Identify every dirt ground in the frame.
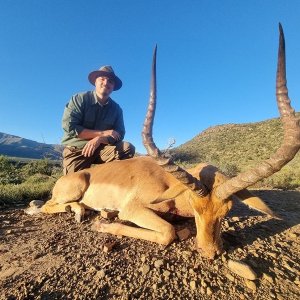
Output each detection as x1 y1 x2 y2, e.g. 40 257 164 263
0 189 299 300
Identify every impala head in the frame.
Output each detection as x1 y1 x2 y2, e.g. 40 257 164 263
143 24 300 258
188 191 232 258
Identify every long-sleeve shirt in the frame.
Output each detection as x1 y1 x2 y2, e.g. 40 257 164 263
61 91 125 148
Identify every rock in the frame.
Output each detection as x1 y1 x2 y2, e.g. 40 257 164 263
223 220 230 227
227 259 257 280
100 210 118 219
270 291 276 298
190 280 197 290
226 273 235 282
176 228 191 241
206 287 213 296
232 217 240 222
163 270 171 278
266 251 278 259
294 279 300 287
103 242 116 253
289 232 297 238
200 279 207 288
29 200 45 207
154 260 164 268
141 264 150 275
96 270 105 279
245 279 257 291
262 273 274 284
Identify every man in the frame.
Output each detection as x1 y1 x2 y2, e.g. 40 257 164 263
61 65 135 174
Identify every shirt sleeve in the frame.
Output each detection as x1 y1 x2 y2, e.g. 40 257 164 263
114 106 126 141
62 94 85 137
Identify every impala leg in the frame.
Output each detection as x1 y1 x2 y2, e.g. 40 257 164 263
41 201 86 222
92 207 176 245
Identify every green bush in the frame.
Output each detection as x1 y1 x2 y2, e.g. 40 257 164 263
0 156 62 207
20 159 58 178
0 156 23 184
0 180 56 206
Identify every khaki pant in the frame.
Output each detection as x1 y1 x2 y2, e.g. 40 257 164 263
63 141 135 175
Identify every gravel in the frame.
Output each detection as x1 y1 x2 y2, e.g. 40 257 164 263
0 189 299 299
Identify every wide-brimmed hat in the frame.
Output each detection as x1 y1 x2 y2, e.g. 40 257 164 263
88 65 122 91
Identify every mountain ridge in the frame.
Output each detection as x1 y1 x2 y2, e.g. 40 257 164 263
0 132 63 160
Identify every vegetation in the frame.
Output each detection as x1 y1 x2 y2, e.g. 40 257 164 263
0 113 299 207
0 156 62 207
171 113 300 190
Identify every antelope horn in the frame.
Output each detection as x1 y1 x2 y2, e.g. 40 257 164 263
215 23 300 201
142 46 208 196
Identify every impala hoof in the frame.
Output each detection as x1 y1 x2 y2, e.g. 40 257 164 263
74 213 83 223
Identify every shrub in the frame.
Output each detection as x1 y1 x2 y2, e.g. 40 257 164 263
0 155 23 184
0 157 62 207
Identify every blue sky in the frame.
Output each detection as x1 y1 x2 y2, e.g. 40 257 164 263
0 1 299 154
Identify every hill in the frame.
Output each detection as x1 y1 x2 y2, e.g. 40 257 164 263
0 132 63 160
171 113 300 188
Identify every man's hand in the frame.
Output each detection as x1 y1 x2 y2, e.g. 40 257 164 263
103 130 121 141
82 136 103 157
80 130 121 157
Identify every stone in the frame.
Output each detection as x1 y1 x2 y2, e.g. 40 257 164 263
200 279 207 287
223 220 230 227
206 287 213 296
227 259 257 280
267 251 278 259
163 270 171 278
154 260 164 268
29 200 45 207
141 264 150 275
262 273 274 284
100 210 119 219
103 242 116 253
245 279 257 291
96 270 105 279
176 228 191 241
190 280 197 290
226 273 235 282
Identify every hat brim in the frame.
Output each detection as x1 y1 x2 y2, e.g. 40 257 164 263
88 71 122 91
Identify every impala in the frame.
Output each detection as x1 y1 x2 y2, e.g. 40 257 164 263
27 25 300 258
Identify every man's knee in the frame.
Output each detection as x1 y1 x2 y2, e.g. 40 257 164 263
117 141 135 159
122 141 135 158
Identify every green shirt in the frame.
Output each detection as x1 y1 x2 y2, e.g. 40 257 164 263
61 91 125 148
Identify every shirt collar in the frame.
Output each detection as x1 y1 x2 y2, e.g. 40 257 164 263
93 91 111 107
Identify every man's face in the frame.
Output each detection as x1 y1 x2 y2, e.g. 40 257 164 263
95 76 115 98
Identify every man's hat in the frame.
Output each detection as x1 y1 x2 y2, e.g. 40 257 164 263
88 65 122 91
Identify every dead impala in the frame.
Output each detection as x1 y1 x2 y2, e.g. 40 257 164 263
27 24 300 258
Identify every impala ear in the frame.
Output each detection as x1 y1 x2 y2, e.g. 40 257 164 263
235 189 280 219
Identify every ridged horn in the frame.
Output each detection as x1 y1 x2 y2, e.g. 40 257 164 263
142 46 208 196
215 24 300 201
